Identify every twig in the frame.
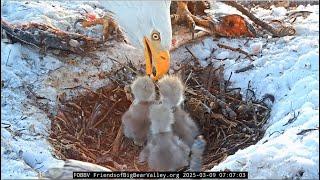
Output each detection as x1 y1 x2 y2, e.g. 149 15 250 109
211 136 252 157
268 130 284 137
286 11 312 20
111 125 123 155
200 86 237 119
235 64 255 73
67 102 84 116
297 128 318 136
225 72 233 90
73 142 97 160
62 85 82 90
5 49 11 66
185 46 201 65
185 70 193 85
205 64 215 90
93 98 121 128
217 43 253 61
97 132 101 149
88 103 102 126
283 111 300 126
170 32 210 52
54 116 74 135
59 110 77 131
257 109 270 127
174 58 194 73
25 85 49 100
107 56 139 75
218 65 226 102
211 113 237 127
1 122 11 128
80 86 100 97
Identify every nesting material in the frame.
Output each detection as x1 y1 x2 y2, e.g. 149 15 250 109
49 57 270 171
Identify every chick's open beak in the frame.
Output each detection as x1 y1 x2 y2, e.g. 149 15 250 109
143 37 170 80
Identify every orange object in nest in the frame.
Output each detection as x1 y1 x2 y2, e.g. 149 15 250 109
215 14 256 38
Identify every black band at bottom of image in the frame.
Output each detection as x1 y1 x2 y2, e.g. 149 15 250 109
73 171 248 179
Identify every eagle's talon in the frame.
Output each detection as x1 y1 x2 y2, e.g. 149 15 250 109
74 14 124 42
73 19 85 29
191 23 196 39
171 1 213 36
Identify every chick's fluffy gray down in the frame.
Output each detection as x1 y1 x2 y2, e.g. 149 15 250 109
173 107 200 147
141 103 190 171
131 76 155 102
122 102 152 145
147 132 190 171
122 76 155 145
158 75 185 107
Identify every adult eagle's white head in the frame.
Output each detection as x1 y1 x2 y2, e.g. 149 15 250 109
101 1 172 80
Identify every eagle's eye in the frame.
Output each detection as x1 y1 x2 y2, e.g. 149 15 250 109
151 32 160 41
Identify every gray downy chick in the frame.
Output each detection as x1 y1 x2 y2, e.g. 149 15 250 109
158 75 199 147
139 104 190 171
121 76 155 146
189 135 206 172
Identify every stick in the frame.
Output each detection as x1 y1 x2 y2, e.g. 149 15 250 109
111 125 123 154
107 56 139 75
218 65 226 102
1 19 101 53
5 49 11 66
235 64 255 73
217 43 253 61
199 86 237 119
93 98 121 128
185 47 201 66
297 128 319 136
211 113 237 127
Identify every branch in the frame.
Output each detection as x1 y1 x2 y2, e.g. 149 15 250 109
1 19 102 54
218 43 253 61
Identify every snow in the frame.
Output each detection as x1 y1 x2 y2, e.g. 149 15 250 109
249 42 263 55
1 1 319 179
191 3 319 179
271 6 288 16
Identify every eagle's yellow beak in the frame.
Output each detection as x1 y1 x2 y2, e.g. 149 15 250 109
143 37 170 81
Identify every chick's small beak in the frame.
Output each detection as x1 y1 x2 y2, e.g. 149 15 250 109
144 37 170 81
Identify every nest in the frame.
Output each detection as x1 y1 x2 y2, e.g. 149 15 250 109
49 56 271 171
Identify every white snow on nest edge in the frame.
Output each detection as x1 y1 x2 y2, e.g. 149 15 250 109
190 4 319 179
1 1 319 179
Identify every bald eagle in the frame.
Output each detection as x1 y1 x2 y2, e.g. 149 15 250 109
76 1 172 80
76 1 215 80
